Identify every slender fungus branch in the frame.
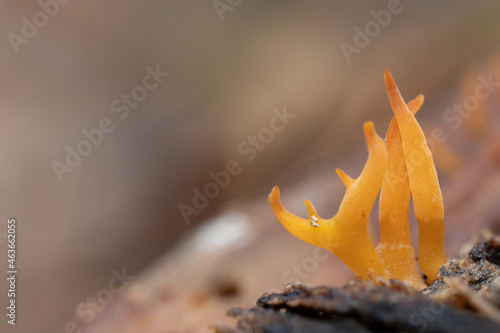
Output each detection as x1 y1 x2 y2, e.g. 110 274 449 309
269 122 387 279
377 94 426 289
384 71 447 283
268 187 324 248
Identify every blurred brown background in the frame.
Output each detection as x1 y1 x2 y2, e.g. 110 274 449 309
1 1 500 332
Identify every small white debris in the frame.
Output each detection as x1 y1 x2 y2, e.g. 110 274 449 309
310 215 320 227
185 211 255 255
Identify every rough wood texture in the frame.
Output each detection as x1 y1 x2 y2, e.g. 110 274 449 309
212 237 500 333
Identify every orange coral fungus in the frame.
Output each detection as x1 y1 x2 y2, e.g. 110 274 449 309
376 94 426 289
268 70 449 287
269 122 387 279
384 71 446 283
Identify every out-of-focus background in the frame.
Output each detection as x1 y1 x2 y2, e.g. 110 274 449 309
1 1 500 332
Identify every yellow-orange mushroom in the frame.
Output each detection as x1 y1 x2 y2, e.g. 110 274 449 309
269 71 449 288
376 94 426 289
384 71 447 282
269 122 386 279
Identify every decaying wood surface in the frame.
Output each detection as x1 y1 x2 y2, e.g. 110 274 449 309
212 236 500 332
